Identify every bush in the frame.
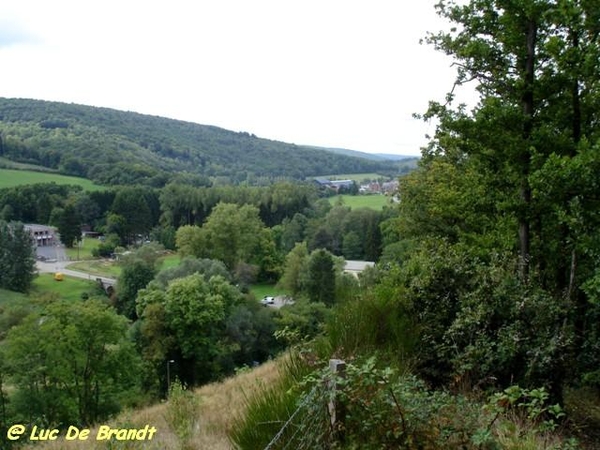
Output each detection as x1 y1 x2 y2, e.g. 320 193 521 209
165 382 200 447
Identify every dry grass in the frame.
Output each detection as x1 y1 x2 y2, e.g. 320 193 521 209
24 359 281 450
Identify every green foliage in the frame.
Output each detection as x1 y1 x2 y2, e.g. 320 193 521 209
284 357 579 450
152 256 230 289
325 286 418 365
486 386 566 433
135 271 279 389
201 203 265 270
277 242 310 297
165 382 200 445
91 233 120 258
110 186 155 245
55 203 81 247
2 299 142 426
307 249 336 306
229 352 315 450
274 301 331 345
0 183 85 225
369 0 600 406
116 258 156 319
0 221 35 292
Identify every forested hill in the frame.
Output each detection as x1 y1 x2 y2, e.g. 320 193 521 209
0 98 400 186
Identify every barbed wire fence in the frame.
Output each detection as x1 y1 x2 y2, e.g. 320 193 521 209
262 360 346 450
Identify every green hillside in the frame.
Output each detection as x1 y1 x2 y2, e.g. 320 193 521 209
0 98 401 186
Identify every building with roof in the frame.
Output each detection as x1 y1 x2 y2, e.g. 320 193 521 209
24 224 56 247
344 260 376 278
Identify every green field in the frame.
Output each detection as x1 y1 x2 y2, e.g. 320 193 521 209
160 253 181 269
67 260 122 279
0 168 104 191
64 237 101 260
328 194 391 211
0 288 28 307
249 283 287 300
64 251 181 279
321 173 389 183
32 273 99 302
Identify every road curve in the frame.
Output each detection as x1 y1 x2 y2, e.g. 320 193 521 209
36 261 117 286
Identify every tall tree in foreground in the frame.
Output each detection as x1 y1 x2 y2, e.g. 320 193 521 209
4 299 141 426
392 0 600 396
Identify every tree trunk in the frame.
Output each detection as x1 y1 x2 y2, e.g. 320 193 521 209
518 19 537 281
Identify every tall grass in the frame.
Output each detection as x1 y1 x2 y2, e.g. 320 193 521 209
23 359 282 450
325 291 419 369
229 352 315 450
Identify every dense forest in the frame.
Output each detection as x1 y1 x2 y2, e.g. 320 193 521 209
0 98 409 186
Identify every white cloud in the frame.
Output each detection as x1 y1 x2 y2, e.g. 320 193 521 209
0 1 475 156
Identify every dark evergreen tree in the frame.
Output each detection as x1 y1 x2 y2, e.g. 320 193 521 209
0 221 35 292
56 203 81 248
307 249 336 306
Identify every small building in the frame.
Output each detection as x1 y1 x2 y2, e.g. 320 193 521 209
24 224 56 247
312 178 355 192
344 260 375 278
329 180 354 191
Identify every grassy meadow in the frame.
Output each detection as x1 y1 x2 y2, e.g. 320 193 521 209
249 282 287 300
63 251 180 279
328 194 391 210
320 172 387 182
0 168 104 191
32 273 100 302
160 253 181 269
67 260 122 279
64 237 101 260
0 287 28 307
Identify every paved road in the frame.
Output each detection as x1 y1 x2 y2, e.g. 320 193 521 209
36 260 117 286
35 245 67 261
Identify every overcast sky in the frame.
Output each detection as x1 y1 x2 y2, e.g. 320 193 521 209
0 1 474 156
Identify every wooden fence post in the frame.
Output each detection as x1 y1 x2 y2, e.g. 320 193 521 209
328 359 346 442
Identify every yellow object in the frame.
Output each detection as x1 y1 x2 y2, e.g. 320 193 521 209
54 272 64 281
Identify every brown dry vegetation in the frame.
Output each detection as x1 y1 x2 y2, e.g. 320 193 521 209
24 359 281 450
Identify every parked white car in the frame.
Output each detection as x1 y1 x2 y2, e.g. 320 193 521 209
261 296 275 306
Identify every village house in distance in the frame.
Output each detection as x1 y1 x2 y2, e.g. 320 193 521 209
24 224 56 247
312 177 398 195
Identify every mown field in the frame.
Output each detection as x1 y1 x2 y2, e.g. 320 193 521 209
0 168 104 191
1 275 98 305
328 194 392 211
321 172 387 182
65 237 101 260
32 273 100 302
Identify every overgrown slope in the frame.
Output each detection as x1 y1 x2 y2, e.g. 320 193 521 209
0 98 398 186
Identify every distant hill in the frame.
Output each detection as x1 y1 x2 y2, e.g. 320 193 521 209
0 98 404 186
309 146 420 162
